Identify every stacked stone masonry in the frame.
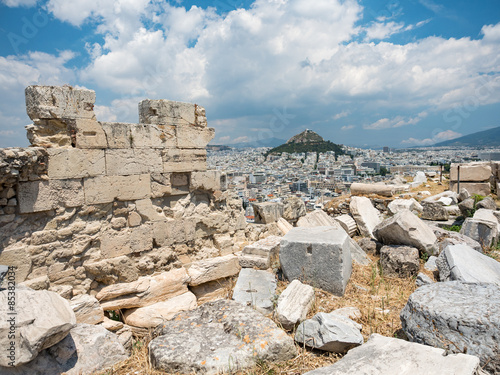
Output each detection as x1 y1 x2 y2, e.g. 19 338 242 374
0 85 249 300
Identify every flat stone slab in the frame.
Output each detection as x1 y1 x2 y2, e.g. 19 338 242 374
232 268 276 314
303 333 486 375
239 235 281 269
295 312 363 353
149 299 296 375
349 196 381 239
280 226 352 296
436 244 500 286
401 281 500 374
276 279 315 330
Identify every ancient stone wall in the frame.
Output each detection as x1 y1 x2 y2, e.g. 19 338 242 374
0 85 248 299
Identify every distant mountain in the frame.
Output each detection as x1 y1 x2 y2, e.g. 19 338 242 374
229 137 286 148
266 129 345 157
434 126 500 147
286 129 324 144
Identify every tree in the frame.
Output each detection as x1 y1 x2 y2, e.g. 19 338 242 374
379 166 388 176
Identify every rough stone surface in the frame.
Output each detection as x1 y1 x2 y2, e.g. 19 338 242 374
350 183 395 197
421 202 449 221
476 196 496 210
374 210 438 255
280 226 352 296
187 254 241 286
239 235 281 269
416 272 434 287
450 163 492 182
458 188 471 202
296 209 339 227
282 196 306 222
380 245 420 278
349 196 381 239
275 280 315 330
232 268 276 314
18 179 84 213
449 182 491 197
460 217 498 248
295 312 363 353
436 244 500 285
430 225 482 253
349 240 371 266
400 281 500 374
356 238 382 254
303 333 485 375
333 214 357 237
276 217 293 235
149 299 296 374
96 268 190 310
252 202 284 224
3 324 129 375
459 197 476 217
388 198 422 215
0 287 76 366
123 291 197 328
190 171 221 191
70 294 104 325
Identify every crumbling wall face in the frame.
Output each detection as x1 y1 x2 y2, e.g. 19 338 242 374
0 85 248 299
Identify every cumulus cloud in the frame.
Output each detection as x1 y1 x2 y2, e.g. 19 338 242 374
401 130 462 145
364 112 428 130
341 125 355 130
333 111 349 120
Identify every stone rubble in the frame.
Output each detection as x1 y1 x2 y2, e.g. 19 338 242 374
275 279 315 330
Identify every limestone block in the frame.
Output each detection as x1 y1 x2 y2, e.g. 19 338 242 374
149 300 296 374
25 85 95 121
276 279 315 330
232 268 277 314
26 119 72 147
84 174 151 204
373 210 438 255
450 163 491 182
334 214 357 237
135 198 166 222
0 247 32 286
0 286 77 366
401 282 500 374
380 245 420 278
139 99 194 126
100 225 153 258
100 316 124 332
100 122 132 148
18 179 84 213
239 235 281 269
297 209 339 227
190 170 221 191
449 182 490 196
171 173 189 186
150 173 172 198
69 118 107 148
70 294 104 325
280 226 352 296
190 278 233 304
96 267 190 310
130 123 176 148
47 148 105 179
460 217 498 247
350 183 395 197
176 125 215 149
105 148 163 175
277 217 293 235
162 148 207 172
252 202 284 224
295 312 363 353
350 196 382 239
282 196 307 222
421 202 449 221
304 333 484 375
152 219 196 247
123 291 197 328
187 254 241 286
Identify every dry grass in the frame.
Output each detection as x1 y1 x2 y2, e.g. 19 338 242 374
97 255 426 375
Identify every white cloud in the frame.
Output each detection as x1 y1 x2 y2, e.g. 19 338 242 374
1 0 37 7
333 110 349 120
365 21 404 40
341 125 355 130
401 130 462 145
231 136 249 144
364 112 427 130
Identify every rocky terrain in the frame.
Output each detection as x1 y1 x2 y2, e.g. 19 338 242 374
1 86 500 375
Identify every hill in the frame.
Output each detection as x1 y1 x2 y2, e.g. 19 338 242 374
266 129 345 157
434 126 500 147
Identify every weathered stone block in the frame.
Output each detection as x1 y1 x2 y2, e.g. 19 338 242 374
70 294 104 325
162 148 207 172
100 225 153 258
69 118 107 148
380 245 420 278
280 226 352 296
0 246 32 286
350 196 381 239
25 85 95 121
152 219 196 247
187 254 241 286
105 148 163 175
239 235 281 269
460 217 498 247
190 170 221 191
150 173 172 198
130 123 176 148
253 202 284 224
449 182 490 196
100 122 132 148
276 279 315 330
139 99 197 126
47 148 105 179
450 163 491 182
84 174 151 204
176 125 215 149
18 179 84 213
232 268 277 314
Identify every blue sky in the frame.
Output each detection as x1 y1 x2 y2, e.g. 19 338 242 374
1 0 499 148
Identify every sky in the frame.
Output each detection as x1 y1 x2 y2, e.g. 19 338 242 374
0 0 499 149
